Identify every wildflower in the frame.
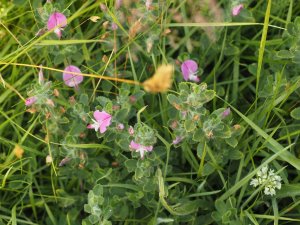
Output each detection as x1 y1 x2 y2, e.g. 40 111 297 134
232 4 244 16
129 140 153 159
14 144 24 159
129 95 137 104
100 3 107 12
222 108 231 118
46 155 53 164
46 99 55 107
128 126 134 135
146 0 152 10
90 16 100 23
143 64 174 93
181 60 200 82
63 65 83 87
87 110 112 133
250 165 282 196
112 105 120 110
117 123 125 130
181 111 187 118
115 0 122 9
233 124 241 130
53 89 59 97
25 96 37 106
59 157 71 166
47 12 67 38
172 136 183 145
111 22 118 31
170 120 178 129
129 20 143 39
146 37 154 53
38 65 44 85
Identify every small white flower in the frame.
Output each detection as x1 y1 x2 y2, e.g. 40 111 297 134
250 165 282 196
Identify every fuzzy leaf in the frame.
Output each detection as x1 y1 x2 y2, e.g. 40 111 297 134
291 107 300 120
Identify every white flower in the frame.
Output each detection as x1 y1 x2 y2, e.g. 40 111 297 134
250 165 282 196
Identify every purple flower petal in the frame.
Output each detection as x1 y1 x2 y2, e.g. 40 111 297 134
128 126 134 135
93 110 112 133
129 140 141 150
117 123 125 130
129 140 153 159
232 4 244 16
47 12 67 38
181 60 199 82
47 12 67 30
222 108 231 118
144 145 153 152
172 136 183 145
63 65 83 87
25 96 37 106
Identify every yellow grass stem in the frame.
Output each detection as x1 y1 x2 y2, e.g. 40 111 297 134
0 62 141 86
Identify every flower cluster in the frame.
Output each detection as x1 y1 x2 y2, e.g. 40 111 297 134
87 110 112 134
25 65 83 108
129 123 157 159
250 165 282 196
181 59 200 82
232 4 244 16
47 12 67 38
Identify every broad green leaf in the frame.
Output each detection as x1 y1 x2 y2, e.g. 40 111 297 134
290 107 300 120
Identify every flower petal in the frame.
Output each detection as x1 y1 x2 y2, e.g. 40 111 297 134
93 110 112 133
232 4 244 16
129 140 140 150
94 110 112 122
25 96 37 106
63 65 83 87
47 12 67 30
181 60 198 81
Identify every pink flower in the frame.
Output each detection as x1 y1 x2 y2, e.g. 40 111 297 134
129 140 153 159
232 4 244 16
87 110 112 133
111 22 118 31
63 65 83 87
181 60 200 82
128 126 134 136
146 0 152 10
222 108 231 118
115 0 122 9
172 136 183 145
117 123 125 130
25 96 37 106
47 12 67 38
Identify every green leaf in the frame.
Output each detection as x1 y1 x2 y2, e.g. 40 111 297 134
184 119 196 132
229 150 243 160
79 94 89 105
115 108 129 121
93 184 103 196
225 137 238 148
276 50 294 59
124 159 137 172
276 184 300 198
215 199 227 214
193 128 204 142
202 163 215 176
291 107 300 120
167 94 182 107
228 102 300 170
88 215 100 224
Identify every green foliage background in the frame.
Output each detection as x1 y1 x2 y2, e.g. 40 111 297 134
1 0 300 224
